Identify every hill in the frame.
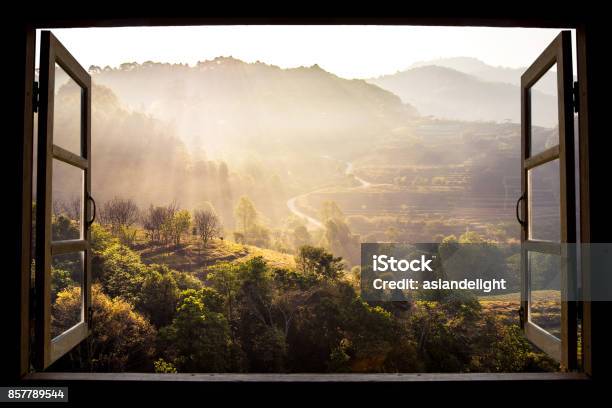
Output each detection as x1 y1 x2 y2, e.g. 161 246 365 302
88 58 419 156
135 234 296 276
367 64 557 125
49 58 422 227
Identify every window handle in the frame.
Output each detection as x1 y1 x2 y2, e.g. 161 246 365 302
515 193 526 228
86 193 96 228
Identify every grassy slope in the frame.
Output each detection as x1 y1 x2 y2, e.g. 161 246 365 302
134 232 295 276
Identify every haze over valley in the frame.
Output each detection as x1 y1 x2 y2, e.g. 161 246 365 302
47 55 562 263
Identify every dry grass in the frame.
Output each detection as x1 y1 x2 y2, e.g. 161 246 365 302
135 232 295 275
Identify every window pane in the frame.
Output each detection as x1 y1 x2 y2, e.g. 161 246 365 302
51 251 84 340
528 159 560 241
54 63 82 156
528 251 561 340
52 159 83 241
530 64 558 156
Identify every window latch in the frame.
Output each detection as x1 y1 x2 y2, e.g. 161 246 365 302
515 193 526 228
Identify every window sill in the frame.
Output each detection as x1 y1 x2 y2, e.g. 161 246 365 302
25 372 590 382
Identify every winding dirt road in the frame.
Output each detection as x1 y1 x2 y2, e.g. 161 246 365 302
286 160 373 230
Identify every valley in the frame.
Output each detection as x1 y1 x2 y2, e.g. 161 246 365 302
45 52 562 374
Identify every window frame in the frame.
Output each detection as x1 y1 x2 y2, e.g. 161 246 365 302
13 17 597 382
519 30 577 369
34 30 93 370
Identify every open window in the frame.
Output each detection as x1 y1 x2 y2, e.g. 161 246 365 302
34 31 93 369
13 22 596 383
519 30 577 370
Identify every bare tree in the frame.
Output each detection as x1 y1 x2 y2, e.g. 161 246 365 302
160 201 178 246
193 208 221 247
66 196 82 221
142 201 178 245
142 205 165 242
99 197 139 232
52 199 65 218
52 196 81 222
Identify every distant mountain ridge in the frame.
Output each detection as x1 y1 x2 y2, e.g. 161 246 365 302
87 57 419 155
368 60 558 126
410 57 525 85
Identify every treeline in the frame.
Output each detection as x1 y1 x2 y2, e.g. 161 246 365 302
51 194 363 269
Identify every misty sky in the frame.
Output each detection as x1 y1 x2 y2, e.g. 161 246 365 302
39 26 571 79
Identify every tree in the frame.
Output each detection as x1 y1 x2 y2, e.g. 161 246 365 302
234 257 289 372
324 218 360 267
51 267 75 303
171 210 191 246
159 290 232 372
153 358 177 373
249 224 271 248
293 225 311 250
208 262 242 332
218 161 232 206
52 285 156 372
138 269 180 328
320 200 345 223
159 205 189 247
52 214 80 241
52 196 81 222
193 205 221 247
99 197 140 232
97 239 148 303
234 196 258 237
157 202 179 246
142 205 168 242
296 246 344 280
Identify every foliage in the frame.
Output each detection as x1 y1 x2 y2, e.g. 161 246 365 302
52 214 80 241
159 289 233 372
60 214 555 374
138 268 180 328
97 237 148 303
296 245 344 280
234 196 258 236
292 225 311 249
51 267 75 303
171 210 192 246
52 285 156 372
154 358 177 373
142 205 169 242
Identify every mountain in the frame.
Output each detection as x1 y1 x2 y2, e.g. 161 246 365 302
49 58 423 226
87 57 418 156
408 57 557 96
367 65 557 126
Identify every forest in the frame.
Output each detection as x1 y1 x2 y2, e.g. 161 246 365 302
47 195 557 373
42 57 562 373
